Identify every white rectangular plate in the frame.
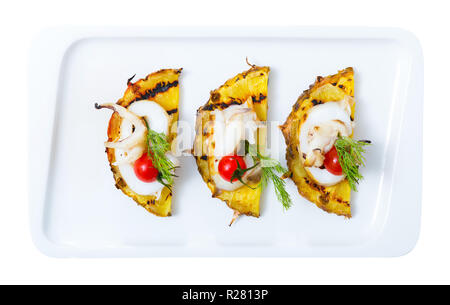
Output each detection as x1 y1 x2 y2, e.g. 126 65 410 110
29 27 423 257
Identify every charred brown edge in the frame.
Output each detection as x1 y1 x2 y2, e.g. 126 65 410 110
192 66 269 218
104 69 182 217
279 67 354 217
200 66 269 112
139 68 182 82
127 68 182 87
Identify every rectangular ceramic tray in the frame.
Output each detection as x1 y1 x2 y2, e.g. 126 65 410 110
29 27 423 257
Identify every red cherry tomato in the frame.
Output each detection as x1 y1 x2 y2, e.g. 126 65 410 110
324 146 343 176
133 152 159 182
218 155 247 182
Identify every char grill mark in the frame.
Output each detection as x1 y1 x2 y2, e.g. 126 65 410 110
251 93 266 104
201 97 243 111
130 80 179 103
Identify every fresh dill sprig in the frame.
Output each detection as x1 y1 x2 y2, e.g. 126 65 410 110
334 135 371 191
144 120 176 188
261 163 292 210
231 140 292 210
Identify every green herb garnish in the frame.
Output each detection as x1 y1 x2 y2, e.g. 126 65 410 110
334 135 371 191
230 158 259 190
261 163 292 210
144 120 177 188
231 140 293 210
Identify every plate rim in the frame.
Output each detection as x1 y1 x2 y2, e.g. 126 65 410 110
28 26 423 258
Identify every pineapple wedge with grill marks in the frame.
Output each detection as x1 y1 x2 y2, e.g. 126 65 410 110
280 67 354 217
193 66 270 218
106 68 182 217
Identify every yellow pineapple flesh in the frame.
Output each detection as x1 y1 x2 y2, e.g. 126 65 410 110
280 67 354 217
106 68 182 217
193 66 270 217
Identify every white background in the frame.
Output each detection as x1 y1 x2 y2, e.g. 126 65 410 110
0 0 447 284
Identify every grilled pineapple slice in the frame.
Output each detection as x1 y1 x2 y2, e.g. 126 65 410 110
280 67 354 217
106 68 182 217
193 65 270 217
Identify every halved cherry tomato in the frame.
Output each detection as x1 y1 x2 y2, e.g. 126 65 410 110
134 152 159 182
324 146 343 176
218 155 247 182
